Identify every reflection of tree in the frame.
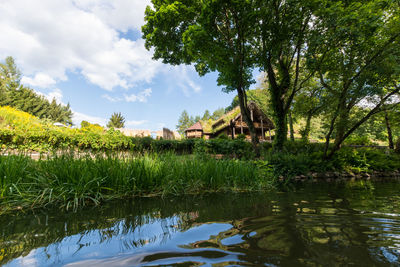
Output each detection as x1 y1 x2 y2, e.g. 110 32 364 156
1 183 400 266
179 182 400 266
0 200 185 265
0 193 277 265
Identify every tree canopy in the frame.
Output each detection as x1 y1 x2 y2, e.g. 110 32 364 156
144 0 400 155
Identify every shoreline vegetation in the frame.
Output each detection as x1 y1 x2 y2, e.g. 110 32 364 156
1 106 400 214
0 153 271 214
1 145 400 214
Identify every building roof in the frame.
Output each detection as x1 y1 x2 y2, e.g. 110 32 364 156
211 107 242 132
185 121 203 132
185 101 274 135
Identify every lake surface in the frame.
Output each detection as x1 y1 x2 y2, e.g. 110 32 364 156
1 181 400 266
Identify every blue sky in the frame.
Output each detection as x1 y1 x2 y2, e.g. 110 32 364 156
0 0 251 131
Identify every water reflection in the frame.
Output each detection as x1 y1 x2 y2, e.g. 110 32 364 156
1 181 400 266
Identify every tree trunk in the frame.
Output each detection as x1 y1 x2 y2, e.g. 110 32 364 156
302 113 312 142
384 110 394 149
237 88 259 156
269 87 287 150
327 98 348 157
324 98 348 159
288 111 295 141
273 106 287 150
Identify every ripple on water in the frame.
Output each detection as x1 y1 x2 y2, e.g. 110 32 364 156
1 181 400 266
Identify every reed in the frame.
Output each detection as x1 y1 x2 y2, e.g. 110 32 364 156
0 152 273 213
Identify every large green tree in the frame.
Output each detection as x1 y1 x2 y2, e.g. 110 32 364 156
253 0 318 149
308 0 400 158
143 0 260 153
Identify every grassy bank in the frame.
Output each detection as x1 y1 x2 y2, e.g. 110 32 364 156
0 153 273 213
1 145 400 213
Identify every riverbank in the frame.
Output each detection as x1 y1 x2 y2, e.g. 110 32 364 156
1 147 400 214
0 153 273 214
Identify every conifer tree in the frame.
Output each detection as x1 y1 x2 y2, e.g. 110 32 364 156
176 110 192 135
107 112 125 128
0 56 73 125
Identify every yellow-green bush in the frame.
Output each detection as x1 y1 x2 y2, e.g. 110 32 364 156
0 106 132 151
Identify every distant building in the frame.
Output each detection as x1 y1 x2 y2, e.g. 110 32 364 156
185 121 205 139
185 102 275 140
117 129 151 137
117 127 180 140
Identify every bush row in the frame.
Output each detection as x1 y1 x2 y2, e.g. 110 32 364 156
0 106 252 156
260 146 400 181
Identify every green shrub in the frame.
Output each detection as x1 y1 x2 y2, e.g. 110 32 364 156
217 133 229 139
193 138 253 159
236 134 246 140
0 106 133 152
344 135 373 146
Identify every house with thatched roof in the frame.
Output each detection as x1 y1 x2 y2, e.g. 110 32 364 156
185 101 275 140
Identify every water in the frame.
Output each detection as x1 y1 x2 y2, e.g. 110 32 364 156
1 181 400 266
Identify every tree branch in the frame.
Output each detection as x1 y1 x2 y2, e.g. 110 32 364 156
344 32 400 90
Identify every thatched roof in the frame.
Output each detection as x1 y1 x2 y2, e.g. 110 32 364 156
211 108 241 133
185 101 274 135
185 121 203 132
246 101 275 129
211 101 274 133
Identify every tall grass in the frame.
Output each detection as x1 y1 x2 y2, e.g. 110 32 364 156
0 153 273 213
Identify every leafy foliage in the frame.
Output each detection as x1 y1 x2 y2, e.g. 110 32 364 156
107 112 125 128
308 0 400 157
0 106 132 151
194 138 254 159
395 138 400 154
144 0 262 151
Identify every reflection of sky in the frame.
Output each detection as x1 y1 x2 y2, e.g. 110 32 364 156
3 183 400 266
5 216 233 267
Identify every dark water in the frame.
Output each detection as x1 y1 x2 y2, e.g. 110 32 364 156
1 181 400 267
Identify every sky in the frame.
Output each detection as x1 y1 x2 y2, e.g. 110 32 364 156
0 0 250 131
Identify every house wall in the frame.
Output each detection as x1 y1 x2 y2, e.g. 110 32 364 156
186 130 203 139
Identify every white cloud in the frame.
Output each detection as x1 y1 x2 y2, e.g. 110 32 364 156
0 0 205 110
102 88 152 103
34 88 64 104
0 0 159 91
164 65 202 97
126 120 148 127
21 73 57 88
72 0 151 32
72 111 107 126
46 89 64 104
124 88 152 103
101 94 122 102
